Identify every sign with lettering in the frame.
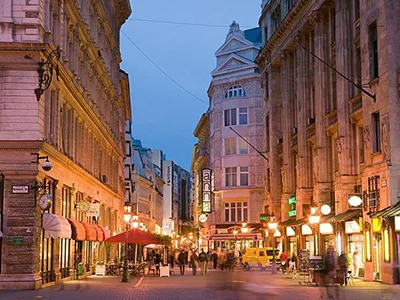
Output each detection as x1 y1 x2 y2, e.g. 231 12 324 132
12 237 24 245
86 203 100 217
201 168 212 213
260 214 269 223
12 185 29 194
288 196 296 217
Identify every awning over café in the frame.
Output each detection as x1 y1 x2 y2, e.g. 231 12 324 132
325 210 361 223
98 225 110 240
82 222 98 241
42 213 72 239
94 225 104 242
68 218 86 241
279 217 306 227
371 201 400 218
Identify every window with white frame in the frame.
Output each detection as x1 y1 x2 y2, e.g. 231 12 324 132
240 167 249 186
239 108 248 125
225 85 246 98
238 137 249 154
225 167 237 187
224 109 237 126
224 201 248 222
224 137 236 155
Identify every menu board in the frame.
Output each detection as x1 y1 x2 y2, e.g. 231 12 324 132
299 249 310 271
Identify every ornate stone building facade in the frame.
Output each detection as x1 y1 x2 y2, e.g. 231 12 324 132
258 0 400 284
205 22 266 251
0 0 131 289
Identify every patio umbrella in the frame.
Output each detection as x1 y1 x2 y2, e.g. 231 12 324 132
105 228 156 244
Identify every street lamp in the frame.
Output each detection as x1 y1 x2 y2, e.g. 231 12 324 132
122 204 132 282
267 214 278 275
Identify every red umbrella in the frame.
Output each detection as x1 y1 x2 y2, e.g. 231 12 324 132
105 228 156 244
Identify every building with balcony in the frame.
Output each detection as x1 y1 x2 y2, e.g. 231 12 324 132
0 0 131 289
258 0 400 284
203 21 266 251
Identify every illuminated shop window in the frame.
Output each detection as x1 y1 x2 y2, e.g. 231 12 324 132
384 229 390 261
365 231 371 261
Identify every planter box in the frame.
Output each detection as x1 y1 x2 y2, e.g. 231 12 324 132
95 265 106 276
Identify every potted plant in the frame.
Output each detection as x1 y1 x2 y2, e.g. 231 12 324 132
95 261 106 276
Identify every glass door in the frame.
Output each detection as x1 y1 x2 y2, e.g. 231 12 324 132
373 233 382 280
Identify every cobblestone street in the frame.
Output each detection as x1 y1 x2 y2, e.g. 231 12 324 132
1 268 400 300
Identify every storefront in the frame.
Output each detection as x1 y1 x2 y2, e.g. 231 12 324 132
301 224 315 256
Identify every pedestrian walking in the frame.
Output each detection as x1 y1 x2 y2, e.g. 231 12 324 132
178 250 186 275
352 250 360 278
206 251 212 270
190 250 199 275
279 250 288 274
199 249 208 275
154 252 161 276
227 250 235 272
211 251 218 269
338 251 350 286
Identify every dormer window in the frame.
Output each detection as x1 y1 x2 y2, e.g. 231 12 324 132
225 85 246 98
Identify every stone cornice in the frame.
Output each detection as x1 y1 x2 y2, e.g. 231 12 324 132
0 141 44 151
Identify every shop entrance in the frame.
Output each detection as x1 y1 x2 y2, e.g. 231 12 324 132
348 234 364 277
372 233 382 281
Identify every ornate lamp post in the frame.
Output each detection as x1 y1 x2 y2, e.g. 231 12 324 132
268 214 278 275
122 204 132 282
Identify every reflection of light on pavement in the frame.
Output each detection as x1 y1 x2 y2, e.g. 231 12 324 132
240 283 278 296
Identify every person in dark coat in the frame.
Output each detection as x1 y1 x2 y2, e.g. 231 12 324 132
190 250 199 275
178 250 186 275
211 251 218 269
154 252 161 275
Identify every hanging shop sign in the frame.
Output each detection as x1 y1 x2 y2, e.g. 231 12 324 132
201 168 212 213
288 197 296 217
319 223 334 235
372 218 381 232
260 213 269 223
198 213 208 223
345 220 361 234
86 202 100 217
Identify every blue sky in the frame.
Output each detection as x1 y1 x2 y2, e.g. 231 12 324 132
120 0 261 170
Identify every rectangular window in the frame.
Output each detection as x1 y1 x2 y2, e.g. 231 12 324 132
369 21 379 79
62 186 72 218
240 167 249 186
368 176 380 210
355 44 361 96
230 202 236 222
358 127 364 163
224 109 237 126
238 137 249 154
237 202 242 222
225 203 229 222
239 108 248 125
224 137 237 155
372 112 381 153
243 202 248 222
225 167 237 187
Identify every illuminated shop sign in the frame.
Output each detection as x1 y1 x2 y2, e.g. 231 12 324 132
288 196 296 217
201 168 212 213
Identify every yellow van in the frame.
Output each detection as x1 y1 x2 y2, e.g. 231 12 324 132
242 247 280 271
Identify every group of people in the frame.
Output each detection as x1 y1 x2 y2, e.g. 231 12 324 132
279 251 298 274
177 248 213 276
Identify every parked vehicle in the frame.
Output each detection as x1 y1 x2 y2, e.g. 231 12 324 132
242 247 280 271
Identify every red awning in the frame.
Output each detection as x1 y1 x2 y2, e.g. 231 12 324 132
82 222 98 241
94 225 104 242
68 218 86 241
98 225 110 240
105 228 156 244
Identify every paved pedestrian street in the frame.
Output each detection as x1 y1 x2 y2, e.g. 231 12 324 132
1 269 400 300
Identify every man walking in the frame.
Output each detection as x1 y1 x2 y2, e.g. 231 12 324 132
199 249 208 276
178 250 186 275
190 250 199 276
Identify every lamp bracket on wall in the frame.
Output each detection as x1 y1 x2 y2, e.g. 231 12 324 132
34 46 61 101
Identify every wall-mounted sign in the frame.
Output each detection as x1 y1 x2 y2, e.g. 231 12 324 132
201 168 212 213
198 213 208 223
345 220 361 234
12 185 29 194
260 213 269 223
288 197 296 217
286 227 295 237
86 202 100 217
217 229 228 234
319 223 334 235
12 237 24 245
372 218 381 232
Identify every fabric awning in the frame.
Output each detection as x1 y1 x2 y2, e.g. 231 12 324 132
68 218 86 241
326 210 361 223
94 225 104 242
98 225 110 240
279 217 306 227
42 213 72 239
106 228 156 244
371 202 400 218
82 222 98 241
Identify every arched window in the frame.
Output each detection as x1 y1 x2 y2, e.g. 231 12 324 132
225 85 246 98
